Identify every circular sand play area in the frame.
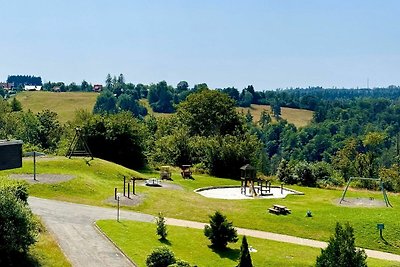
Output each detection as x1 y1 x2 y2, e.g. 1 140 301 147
10 174 75 184
195 186 303 200
338 197 387 207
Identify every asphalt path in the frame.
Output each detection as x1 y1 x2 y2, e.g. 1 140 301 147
29 197 400 266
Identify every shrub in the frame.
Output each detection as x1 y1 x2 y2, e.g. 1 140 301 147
0 178 28 203
204 211 238 249
0 192 38 262
156 212 167 240
146 246 176 267
294 161 317 186
276 159 294 184
316 222 367 267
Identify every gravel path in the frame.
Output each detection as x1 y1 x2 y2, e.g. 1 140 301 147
29 197 400 266
10 174 75 184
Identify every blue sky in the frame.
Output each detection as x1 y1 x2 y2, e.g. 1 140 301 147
0 0 399 90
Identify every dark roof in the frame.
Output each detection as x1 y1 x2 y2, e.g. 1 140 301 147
240 164 255 170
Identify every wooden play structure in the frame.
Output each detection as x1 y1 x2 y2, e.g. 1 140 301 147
160 166 172 180
181 165 193 179
240 164 271 196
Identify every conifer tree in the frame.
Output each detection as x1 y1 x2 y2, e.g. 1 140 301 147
237 236 253 267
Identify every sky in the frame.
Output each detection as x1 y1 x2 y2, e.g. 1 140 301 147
0 0 399 90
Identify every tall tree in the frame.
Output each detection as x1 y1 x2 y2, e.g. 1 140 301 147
177 90 243 137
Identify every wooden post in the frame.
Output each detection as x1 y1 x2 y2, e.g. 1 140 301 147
128 182 130 199
114 187 117 200
123 176 126 196
281 183 283 194
132 178 135 195
33 151 37 181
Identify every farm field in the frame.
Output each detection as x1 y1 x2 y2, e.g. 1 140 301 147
2 156 399 256
237 104 313 128
14 91 98 123
97 220 397 267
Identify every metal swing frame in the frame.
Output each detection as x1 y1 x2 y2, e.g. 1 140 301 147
339 177 392 207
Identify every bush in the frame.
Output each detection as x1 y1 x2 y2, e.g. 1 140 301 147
0 192 38 262
294 161 317 186
204 211 238 249
0 178 28 203
316 222 367 267
146 246 176 267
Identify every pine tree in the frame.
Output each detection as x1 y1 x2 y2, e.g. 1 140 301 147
204 211 238 248
237 236 253 267
316 222 367 267
156 212 167 240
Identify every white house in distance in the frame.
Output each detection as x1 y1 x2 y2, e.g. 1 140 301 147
24 85 42 91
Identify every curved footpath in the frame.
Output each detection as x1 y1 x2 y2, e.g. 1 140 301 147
28 197 400 266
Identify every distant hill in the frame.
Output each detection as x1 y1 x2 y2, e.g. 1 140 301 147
14 91 98 123
13 92 313 127
237 104 313 128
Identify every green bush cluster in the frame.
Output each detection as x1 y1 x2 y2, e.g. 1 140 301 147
0 180 38 264
277 159 339 187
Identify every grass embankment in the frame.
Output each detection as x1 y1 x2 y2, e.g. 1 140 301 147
2 157 400 255
97 220 396 267
237 104 313 128
14 91 98 123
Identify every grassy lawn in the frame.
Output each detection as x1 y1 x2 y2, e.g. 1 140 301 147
236 104 313 128
96 220 397 267
2 156 400 255
14 91 98 123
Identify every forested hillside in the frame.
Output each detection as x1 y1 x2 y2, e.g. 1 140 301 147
2 75 400 192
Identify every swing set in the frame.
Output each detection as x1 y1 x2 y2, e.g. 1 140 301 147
339 177 392 207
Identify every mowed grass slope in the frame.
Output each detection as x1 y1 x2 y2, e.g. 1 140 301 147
237 104 313 128
15 91 98 123
2 156 400 255
97 220 397 267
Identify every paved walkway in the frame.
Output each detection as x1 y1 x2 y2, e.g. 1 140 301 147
29 197 400 266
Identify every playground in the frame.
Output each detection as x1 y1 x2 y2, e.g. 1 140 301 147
2 156 400 257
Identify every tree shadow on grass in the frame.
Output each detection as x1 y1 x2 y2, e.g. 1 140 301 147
209 246 240 261
0 252 40 267
159 238 172 246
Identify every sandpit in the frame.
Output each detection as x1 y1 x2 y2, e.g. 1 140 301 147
10 174 75 184
338 197 387 207
195 186 303 200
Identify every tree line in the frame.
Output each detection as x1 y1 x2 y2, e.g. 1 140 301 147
2 75 400 191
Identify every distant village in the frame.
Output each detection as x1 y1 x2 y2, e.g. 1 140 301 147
0 75 103 97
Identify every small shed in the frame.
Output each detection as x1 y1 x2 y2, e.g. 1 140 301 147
0 140 23 170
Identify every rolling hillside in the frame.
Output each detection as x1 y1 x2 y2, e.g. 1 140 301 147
237 104 313 128
13 92 313 127
14 91 98 123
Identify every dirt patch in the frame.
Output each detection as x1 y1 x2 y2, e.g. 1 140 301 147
137 180 183 190
103 194 145 207
10 174 75 184
337 197 388 207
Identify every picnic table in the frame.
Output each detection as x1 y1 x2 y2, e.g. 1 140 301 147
268 204 291 215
